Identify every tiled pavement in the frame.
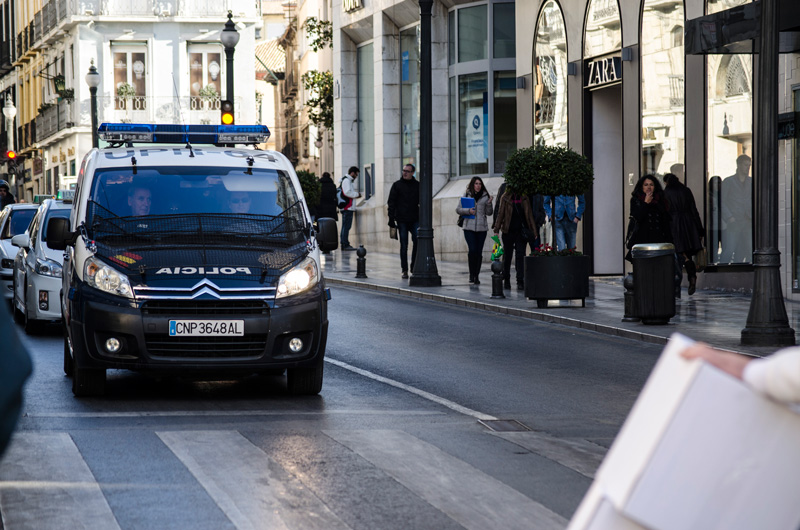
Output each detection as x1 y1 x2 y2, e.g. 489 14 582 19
320 248 800 358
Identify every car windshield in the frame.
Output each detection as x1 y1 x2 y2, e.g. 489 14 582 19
41 209 71 242
88 166 301 218
3 209 36 239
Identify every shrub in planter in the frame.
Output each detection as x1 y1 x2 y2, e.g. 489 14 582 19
296 169 321 209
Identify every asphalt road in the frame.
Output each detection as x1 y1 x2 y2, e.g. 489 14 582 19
0 286 663 529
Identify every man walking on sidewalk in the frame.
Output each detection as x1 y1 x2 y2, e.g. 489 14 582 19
387 164 420 279
340 166 362 251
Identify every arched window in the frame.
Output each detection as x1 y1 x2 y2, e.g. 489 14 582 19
534 0 568 147
640 0 684 178
706 0 753 266
584 0 622 59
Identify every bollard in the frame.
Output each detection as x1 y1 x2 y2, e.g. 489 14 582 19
622 272 640 322
355 245 368 278
490 260 505 299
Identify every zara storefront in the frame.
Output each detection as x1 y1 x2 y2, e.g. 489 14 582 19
516 0 800 295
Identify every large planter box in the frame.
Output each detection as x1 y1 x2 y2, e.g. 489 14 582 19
524 255 590 308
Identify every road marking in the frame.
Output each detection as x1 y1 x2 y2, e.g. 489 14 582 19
326 429 568 530
490 431 607 479
0 432 120 530
157 430 349 530
325 357 499 421
27 409 444 418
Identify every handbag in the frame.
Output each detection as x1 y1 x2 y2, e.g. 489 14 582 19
520 225 537 245
457 215 464 228
693 247 708 272
389 227 398 240
625 215 638 250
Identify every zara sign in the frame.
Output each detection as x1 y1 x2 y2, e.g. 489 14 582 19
584 55 622 90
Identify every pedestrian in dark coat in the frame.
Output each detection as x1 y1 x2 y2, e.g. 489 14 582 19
387 164 420 278
0 180 15 209
626 175 672 261
493 187 538 291
663 173 704 294
317 172 338 221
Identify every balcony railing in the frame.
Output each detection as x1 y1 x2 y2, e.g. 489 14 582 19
281 69 297 102
35 100 75 142
93 95 241 125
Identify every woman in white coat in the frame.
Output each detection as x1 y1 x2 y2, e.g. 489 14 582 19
456 177 493 284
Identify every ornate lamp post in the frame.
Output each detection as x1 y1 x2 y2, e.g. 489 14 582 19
3 94 16 152
221 11 240 102
409 0 441 286
85 61 101 149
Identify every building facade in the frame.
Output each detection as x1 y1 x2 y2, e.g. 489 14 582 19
0 0 260 203
332 0 800 298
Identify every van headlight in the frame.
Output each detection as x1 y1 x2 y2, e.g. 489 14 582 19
35 258 62 278
276 256 318 298
84 256 133 299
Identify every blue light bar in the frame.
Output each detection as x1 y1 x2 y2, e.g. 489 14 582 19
97 123 271 145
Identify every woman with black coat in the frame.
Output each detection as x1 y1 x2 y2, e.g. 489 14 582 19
316 172 338 221
663 173 704 294
626 174 672 260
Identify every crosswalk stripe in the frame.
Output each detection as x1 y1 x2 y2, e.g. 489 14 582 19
490 431 607 479
326 429 568 530
0 432 120 530
157 430 349 530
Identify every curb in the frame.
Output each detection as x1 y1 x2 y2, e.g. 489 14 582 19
326 277 668 347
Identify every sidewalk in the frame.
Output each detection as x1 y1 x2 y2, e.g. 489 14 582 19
320 248 800 358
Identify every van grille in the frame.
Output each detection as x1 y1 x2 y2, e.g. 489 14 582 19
144 334 268 358
141 300 269 316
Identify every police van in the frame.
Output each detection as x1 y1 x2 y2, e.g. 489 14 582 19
47 123 337 397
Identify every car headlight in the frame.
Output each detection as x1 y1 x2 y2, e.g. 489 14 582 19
276 256 319 298
35 258 62 278
1 258 13 270
84 256 133 298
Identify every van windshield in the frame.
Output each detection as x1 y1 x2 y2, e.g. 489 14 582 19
88 166 301 218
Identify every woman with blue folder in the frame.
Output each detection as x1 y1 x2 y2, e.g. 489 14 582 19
456 177 493 284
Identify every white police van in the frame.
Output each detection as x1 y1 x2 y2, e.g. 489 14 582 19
47 123 337 396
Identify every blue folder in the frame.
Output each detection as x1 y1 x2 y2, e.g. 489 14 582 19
461 196 476 219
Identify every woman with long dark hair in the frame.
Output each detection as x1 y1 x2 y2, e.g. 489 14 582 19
456 177 493 284
663 173 704 295
626 174 672 260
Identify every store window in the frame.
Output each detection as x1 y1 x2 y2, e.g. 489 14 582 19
111 44 147 111
357 43 374 195
188 44 222 112
448 1 516 179
533 0 568 147
706 0 753 265
400 26 420 168
584 0 622 59
640 0 684 178
794 88 800 289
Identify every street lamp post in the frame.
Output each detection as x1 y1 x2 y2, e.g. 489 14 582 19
3 94 16 152
85 61 101 149
409 0 442 287
741 0 795 346
221 11 240 103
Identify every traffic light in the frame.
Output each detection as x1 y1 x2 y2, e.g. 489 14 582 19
220 100 234 125
5 150 15 161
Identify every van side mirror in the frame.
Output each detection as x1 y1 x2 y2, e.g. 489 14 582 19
316 217 338 252
10 233 30 249
46 217 73 251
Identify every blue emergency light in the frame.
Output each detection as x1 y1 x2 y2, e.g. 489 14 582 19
97 123 271 145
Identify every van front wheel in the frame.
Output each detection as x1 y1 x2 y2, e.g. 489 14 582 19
287 359 323 395
71 329 105 396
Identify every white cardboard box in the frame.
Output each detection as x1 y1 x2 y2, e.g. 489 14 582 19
569 333 800 530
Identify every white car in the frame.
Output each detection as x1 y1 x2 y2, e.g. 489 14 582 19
0 204 38 303
12 199 71 333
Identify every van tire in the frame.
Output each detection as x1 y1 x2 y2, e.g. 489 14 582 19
71 330 106 396
287 359 324 395
23 308 41 335
63 333 74 377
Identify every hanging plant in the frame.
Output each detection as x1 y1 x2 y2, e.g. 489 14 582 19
116 82 136 99
58 88 74 101
199 84 219 101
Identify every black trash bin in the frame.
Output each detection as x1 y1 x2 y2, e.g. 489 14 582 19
631 243 676 325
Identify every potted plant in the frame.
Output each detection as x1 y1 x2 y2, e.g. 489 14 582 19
502 145 594 308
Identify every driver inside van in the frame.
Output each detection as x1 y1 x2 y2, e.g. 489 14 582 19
128 186 152 216
228 191 252 214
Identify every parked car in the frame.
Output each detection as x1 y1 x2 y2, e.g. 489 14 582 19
0 204 38 303
12 199 71 333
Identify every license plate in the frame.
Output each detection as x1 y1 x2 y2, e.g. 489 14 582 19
169 320 244 337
